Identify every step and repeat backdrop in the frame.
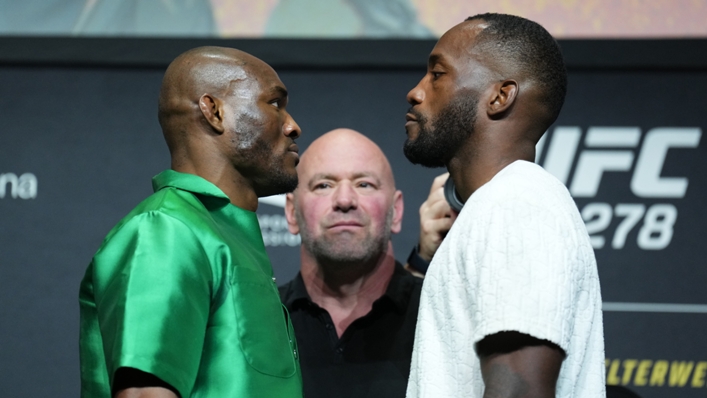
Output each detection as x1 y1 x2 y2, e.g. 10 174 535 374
0 44 705 397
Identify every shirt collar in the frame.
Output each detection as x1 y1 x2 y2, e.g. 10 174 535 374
280 261 416 313
279 272 311 309
152 170 231 205
383 262 418 312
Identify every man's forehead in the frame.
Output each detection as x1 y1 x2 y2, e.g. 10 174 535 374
427 21 499 82
432 19 489 59
460 19 490 34
207 49 278 83
303 150 385 174
250 65 286 92
300 142 393 183
223 64 285 98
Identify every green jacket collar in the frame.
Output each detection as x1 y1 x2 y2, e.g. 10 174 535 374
152 170 231 204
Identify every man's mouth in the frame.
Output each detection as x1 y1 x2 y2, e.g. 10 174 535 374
287 143 300 161
328 221 363 230
406 108 425 130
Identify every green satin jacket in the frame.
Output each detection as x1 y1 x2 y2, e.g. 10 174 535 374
79 170 303 398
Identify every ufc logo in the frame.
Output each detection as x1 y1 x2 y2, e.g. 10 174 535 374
536 127 702 198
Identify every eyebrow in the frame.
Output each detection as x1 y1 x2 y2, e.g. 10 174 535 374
309 172 380 183
268 85 288 98
428 54 442 68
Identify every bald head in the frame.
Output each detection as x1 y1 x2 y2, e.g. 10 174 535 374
285 128 403 267
155 46 302 207
157 46 277 151
296 128 395 194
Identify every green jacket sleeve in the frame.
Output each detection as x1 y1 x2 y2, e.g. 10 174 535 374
92 210 212 397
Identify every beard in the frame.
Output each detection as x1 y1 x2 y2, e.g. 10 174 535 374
251 140 299 196
234 115 299 196
297 205 394 266
403 92 478 168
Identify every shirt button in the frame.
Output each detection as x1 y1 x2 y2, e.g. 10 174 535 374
325 323 333 330
335 347 344 354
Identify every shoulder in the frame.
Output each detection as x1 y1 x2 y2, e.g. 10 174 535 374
468 161 576 217
392 262 424 299
453 161 588 250
93 190 211 268
488 161 568 200
277 273 310 310
104 188 206 242
278 277 297 301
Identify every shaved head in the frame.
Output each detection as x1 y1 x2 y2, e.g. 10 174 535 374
286 128 403 267
297 128 396 193
158 46 275 152
155 46 302 207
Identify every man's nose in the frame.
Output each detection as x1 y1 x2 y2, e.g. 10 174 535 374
406 79 425 105
283 111 301 139
333 183 357 211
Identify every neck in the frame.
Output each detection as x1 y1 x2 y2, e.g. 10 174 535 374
171 145 259 211
448 132 535 201
300 241 397 337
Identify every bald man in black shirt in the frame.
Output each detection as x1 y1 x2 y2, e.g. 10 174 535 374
279 128 434 398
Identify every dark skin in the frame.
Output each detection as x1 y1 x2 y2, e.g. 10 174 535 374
114 46 301 398
405 20 565 398
158 46 301 211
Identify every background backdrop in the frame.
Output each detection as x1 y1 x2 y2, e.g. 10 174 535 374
1 5 707 397
3 0 707 38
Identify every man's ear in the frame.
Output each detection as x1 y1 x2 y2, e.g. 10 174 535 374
198 94 226 133
390 190 404 234
284 193 300 235
487 79 518 117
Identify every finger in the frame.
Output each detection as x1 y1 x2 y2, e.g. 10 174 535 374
428 172 449 196
422 217 455 236
420 185 447 215
428 184 446 204
419 217 455 260
449 209 459 222
425 196 453 219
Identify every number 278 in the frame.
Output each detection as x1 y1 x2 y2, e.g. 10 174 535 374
581 203 677 250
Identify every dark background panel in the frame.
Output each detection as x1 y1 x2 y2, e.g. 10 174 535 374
555 71 707 304
603 312 707 397
1 39 706 397
0 67 167 397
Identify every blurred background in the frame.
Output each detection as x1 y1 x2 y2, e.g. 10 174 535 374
1 1 706 397
3 0 707 38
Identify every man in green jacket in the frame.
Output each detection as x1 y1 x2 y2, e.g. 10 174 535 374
79 46 304 398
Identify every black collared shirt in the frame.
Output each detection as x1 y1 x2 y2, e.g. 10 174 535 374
279 262 423 398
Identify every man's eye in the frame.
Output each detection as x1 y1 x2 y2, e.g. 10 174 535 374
314 183 331 190
358 182 375 189
270 100 281 108
431 72 443 79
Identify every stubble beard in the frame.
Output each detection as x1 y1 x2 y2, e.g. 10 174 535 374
297 205 394 268
234 114 299 195
403 93 478 168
